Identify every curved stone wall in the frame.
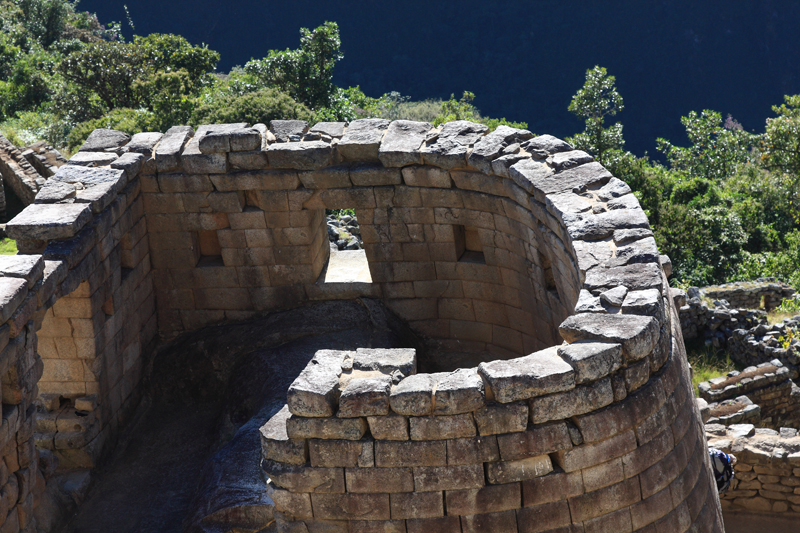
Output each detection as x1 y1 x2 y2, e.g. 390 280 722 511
0 119 724 532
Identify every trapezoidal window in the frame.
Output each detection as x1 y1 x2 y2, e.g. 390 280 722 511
454 225 485 264
320 209 372 283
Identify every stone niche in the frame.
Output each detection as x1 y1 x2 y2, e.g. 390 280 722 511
0 119 725 532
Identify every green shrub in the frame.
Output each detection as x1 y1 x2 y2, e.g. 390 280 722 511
190 87 315 127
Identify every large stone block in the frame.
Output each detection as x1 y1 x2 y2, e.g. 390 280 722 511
478 346 575 403
529 378 614 425
262 460 344 493
559 313 659 363
485 455 553 484
496 422 572 461
473 402 528 436
286 416 367 441
556 342 622 384
287 350 347 417
338 376 392 418
6 203 92 241
413 464 484 492
260 405 308 465
378 120 432 167
409 413 476 441
338 119 390 161
433 368 485 415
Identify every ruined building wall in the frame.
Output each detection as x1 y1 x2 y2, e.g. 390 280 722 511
0 119 724 532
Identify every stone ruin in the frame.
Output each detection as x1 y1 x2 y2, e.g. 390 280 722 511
0 134 68 223
0 119 724 532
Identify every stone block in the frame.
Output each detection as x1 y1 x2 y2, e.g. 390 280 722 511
459 510 518 533
299 165 351 189
413 464 484 492
390 491 443 519
267 141 333 169
338 119 390 161
486 455 553 484
478 346 575 403
447 436 500 466
262 460 344 493
496 422 573 461
267 481 313 519
556 342 622 385
434 368 485 415
352 348 416 375
80 128 130 152
260 405 308 465
286 416 367 441
346 467 414 493
390 374 437 416
375 440 447 468
521 470 584 507
401 166 452 188
529 378 613 425
310 493 390 521
446 483 522 516
338 376 391 418
516 500 572 533
567 476 641 522
270 120 308 142
367 414 409 441
421 120 488 169
6 203 92 241
473 402 528 436
558 313 659 362
350 163 402 186
406 516 461 533
409 413 476 441
378 120 431 167
309 439 373 468
287 350 346 417
554 430 637 473
350 520 407 533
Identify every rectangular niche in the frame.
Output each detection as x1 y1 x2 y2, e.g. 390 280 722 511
454 225 485 264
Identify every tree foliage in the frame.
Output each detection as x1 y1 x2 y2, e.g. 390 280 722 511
566 66 627 166
244 21 342 111
657 110 754 181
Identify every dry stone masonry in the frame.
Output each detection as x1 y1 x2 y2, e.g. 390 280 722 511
0 119 724 532
707 423 800 515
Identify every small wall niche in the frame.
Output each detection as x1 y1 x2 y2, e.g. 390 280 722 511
454 225 485 264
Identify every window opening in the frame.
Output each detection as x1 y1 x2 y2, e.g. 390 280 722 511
322 209 372 283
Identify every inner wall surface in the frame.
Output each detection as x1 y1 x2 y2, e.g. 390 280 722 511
148 168 575 370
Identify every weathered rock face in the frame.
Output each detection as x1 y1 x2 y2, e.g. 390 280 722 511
0 121 723 532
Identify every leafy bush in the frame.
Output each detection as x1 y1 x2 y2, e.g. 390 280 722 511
190 87 315 127
244 22 342 111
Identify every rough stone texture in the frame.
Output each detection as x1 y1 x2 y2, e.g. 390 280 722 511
557 342 622 384
378 120 432 167
270 120 309 143
433 368 484 415
155 125 194 172
338 376 392 418
287 350 346 417
78 128 131 152
5 203 92 240
478 347 575 403
559 314 659 362
421 120 488 169
338 119 391 161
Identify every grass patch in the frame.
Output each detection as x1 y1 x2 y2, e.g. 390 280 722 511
685 338 741 396
0 239 17 255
